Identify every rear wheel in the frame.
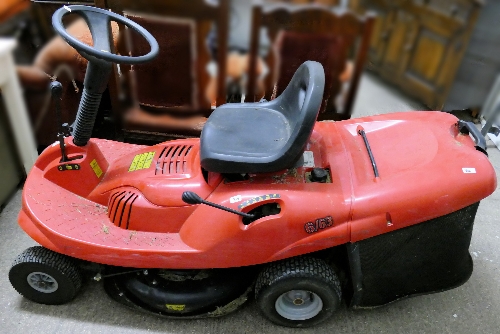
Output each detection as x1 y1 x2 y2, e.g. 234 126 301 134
9 246 83 305
255 257 341 327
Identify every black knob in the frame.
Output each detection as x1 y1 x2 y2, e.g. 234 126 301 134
182 191 203 205
50 81 63 98
310 168 328 183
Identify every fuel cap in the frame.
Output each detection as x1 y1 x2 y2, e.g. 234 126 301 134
309 168 328 183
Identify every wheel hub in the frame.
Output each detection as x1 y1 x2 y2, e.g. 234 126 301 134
27 272 58 293
275 290 323 321
293 298 304 305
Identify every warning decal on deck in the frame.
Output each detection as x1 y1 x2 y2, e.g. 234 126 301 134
129 152 155 172
90 159 103 178
165 304 185 311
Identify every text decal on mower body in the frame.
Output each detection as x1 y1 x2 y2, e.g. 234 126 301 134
129 152 155 172
238 194 280 209
462 167 476 173
304 216 333 234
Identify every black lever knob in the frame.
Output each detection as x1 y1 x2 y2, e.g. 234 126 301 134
50 81 63 98
182 191 203 205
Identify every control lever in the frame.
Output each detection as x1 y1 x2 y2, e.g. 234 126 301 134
50 81 82 162
182 191 255 219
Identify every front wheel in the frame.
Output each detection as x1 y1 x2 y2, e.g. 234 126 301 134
255 257 341 327
9 246 83 305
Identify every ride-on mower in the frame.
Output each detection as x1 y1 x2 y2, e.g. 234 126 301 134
8 5 497 328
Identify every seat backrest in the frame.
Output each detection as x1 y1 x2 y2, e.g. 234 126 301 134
270 61 326 158
246 3 374 121
105 0 229 114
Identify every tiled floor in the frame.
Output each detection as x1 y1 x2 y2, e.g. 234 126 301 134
1 73 499 334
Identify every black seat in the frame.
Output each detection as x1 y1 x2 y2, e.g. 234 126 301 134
200 61 325 173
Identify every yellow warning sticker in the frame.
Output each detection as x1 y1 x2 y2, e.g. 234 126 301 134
128 151 155 172
165 304 185 311
90 159 103 178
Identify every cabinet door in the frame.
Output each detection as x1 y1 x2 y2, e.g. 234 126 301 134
378 8 414 79
362 0 481 109
356 0 405 70
384 0 481 109
366 2 396 69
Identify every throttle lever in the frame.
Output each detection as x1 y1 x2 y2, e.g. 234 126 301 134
50 81 82 163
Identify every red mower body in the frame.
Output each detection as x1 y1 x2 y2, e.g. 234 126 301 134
19 111 496 269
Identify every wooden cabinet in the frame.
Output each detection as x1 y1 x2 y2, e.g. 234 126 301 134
355 0 482 109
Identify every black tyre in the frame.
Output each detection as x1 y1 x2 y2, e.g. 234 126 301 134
255 257 341 328
9 246 83 305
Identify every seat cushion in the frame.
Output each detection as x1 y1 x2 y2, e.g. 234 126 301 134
202 106 290 157
33 18 119 83
0 0 29 23
200 104 296 173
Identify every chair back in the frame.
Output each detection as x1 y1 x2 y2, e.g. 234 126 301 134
246 3 374 120
106 0 229 114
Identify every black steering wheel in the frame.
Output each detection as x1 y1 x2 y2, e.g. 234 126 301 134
51 5 159 147
52 5 159 64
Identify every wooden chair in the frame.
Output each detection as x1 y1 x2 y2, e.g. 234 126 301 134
104 0 229 142
246 3 374 121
